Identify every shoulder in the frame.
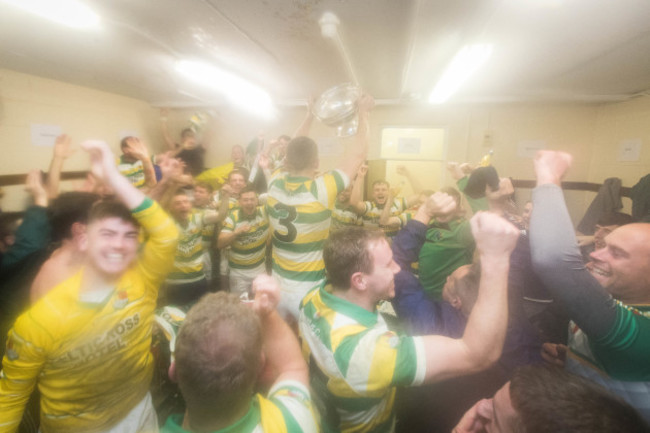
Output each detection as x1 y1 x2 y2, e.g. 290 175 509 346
263 381 317 433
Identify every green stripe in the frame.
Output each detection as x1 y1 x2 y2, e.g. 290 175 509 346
275 399 302 433
318 286 378 328
231 242 266 255
309 180 320 197
179 231 201 243
176 249 204 262
229 259 265 269
295 209 331 224
334 329 373 377
392 335 418 385
131 197 154 214
272 238 324 253
266 204 329 223
167 270 204 281
330 393 383 412
272 263 325 282
332 170 346 192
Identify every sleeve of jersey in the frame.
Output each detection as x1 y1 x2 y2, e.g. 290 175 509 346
397 211 411 228
338 330 426 396
132 198 179 285
0 308 54 431
222 215 235 233
317 170 349 209
397 198 407 212
265 380 318 433
591 305 650 377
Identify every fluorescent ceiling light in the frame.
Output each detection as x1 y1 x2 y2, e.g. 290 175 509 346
0 0 100 29
176 60 275 119
429 44 493 104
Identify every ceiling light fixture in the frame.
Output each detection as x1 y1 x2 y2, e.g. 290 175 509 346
429 44 493 104
176 60 275 119
0 0 100 29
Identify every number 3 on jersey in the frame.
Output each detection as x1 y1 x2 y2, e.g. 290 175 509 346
273 203 297 242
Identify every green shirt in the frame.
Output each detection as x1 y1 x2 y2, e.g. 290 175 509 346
418 218 475 299
570 302 650 381
457 176 488 213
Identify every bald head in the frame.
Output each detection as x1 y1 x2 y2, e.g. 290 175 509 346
589 223 650 304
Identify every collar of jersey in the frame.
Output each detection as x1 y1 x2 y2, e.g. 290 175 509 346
319 283 378 328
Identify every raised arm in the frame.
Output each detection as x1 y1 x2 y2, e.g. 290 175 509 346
123 137 157 191
529 151 616 339
349 163 368 214
396 165 422 208
0 171 51 272
149 154 190 206
82 140 178 284
340 95 374 182
420 211 519 382
378 188 401 228
46 134 74 199
81 140 145 209
252 274 308 386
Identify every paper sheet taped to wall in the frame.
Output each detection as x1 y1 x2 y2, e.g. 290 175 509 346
517 140 546 158
31 124 62 147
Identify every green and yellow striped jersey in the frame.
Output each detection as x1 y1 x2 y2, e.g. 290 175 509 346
221 206 269 270
167 209 208 284
331 201 363 232
299 284 427 433
266 170 348 285
361 197 407 237
0 200 178 432
116 155 153 189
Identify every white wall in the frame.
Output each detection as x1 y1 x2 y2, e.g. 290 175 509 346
2 68 649 224
0 68 162 210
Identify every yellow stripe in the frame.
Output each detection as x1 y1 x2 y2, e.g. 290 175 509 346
258 394 289 433
273 254 324 273
322 174 339 208
330 324 367 352
328 376 361 399
292 226 330 244
366 335 397 393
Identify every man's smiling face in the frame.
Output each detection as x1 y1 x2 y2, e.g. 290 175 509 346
587 223 650 304
85 217 139 279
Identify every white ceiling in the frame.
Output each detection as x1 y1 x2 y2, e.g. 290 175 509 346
2 0 650 109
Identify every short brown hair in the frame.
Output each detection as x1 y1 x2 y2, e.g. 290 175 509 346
228 168 249 182
194 182 213 193
88 199 139 228
510 365 649 432
324 227 386 289
175 292 262 418
286 136 318 171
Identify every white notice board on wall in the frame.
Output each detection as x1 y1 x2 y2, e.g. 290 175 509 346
380 127 446 160
31 124 62 147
